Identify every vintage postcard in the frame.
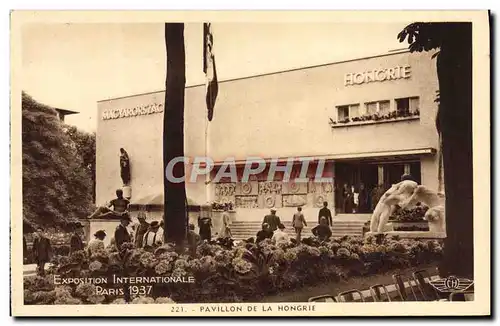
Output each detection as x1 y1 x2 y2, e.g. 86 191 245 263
10 10 490 316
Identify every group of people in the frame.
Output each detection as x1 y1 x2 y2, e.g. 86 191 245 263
256 201 335 244
197 206 231 241
24 222 88 276
335 183 387 214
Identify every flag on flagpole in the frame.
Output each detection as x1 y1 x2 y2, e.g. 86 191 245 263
203 22 218 122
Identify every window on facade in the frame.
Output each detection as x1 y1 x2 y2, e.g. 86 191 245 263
336 104 360 121
379 100 391 115
365 100 390 115
337 105 349 121
366 102 378 115
349 104 360 118
409 97 420 112
396 97 419 114
395 98 410 114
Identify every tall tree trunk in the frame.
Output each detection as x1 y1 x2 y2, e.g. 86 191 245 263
163 23 187 245
437 23 474 278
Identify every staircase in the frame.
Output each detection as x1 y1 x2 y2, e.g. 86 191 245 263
330 220 366 238
229 219 366 241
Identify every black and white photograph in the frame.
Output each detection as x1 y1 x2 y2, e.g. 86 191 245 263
10 10 490 316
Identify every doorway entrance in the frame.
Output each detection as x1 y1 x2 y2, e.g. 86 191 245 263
334 159 421 214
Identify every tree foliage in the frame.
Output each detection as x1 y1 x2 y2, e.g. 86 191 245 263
65 125 96 202
22 92 94 231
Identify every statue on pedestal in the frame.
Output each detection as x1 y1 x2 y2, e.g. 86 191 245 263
400 185 446 233
88 189 130 219
120 148 131 186
369 175 418 233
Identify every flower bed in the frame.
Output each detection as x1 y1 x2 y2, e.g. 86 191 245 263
24 235 443 304
390 205 428 222
330 110 420 126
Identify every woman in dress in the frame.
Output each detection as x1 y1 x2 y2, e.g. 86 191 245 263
219 206 232 238
87 230 106 256
198 215 213 241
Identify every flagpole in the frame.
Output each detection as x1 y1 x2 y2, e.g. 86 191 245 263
205 107 210 204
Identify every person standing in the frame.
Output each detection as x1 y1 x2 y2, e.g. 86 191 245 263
187 223 201 256
114 215 132 250
335 184 345 213
263 209 281 232
198 215 213 242
142 221 163 248
87 230 106 256
219 206 232 238
134 212 150 248
318 201 333 226
255 223 273 243
70 222 85 254
344 184 354 213
358 183 369 213
352 185 359 213
292 206 307 242
32 227 52 276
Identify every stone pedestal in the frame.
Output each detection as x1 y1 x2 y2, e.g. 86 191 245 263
122 186 132 199
365 223 394 236
364 230 446 239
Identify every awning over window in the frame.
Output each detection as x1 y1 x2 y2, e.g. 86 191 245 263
209 147 436 166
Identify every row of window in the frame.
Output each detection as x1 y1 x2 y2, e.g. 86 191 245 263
336 97 420 121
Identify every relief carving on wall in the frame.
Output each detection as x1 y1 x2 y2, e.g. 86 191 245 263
241 183 253 195
263 195 276 208
258 181 282 195
321 182 333 193
215 183 236 204
309 181 334 207
308 181 316 193
314 194 327 208
215 183 236 196
283 181 307 194
235 195 258 208
282 194 308 207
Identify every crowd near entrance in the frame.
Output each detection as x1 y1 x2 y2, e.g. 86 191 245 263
334 159 421 214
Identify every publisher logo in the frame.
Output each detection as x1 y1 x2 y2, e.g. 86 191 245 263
429 276 474 292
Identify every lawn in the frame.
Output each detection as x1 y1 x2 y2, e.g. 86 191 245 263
260 263 439 302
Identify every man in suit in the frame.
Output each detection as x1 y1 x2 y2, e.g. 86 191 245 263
70 222 85 254
114 214 132 250
318 201 333 226
263 209 281 232
142 221 163 249
134 212 150 248
32 227 52 276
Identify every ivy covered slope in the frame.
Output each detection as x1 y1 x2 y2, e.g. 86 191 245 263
22 92 94 230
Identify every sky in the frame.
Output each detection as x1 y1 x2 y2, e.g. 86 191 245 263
21 22 410 132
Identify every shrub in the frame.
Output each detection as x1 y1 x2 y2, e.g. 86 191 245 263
24 236 443 304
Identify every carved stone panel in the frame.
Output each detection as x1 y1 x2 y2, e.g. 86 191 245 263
215 183 236 204
235 195 258 209
282 181 308 194
310 181 334 208
282 194 308 207
258 181 282 195
236 181 258 196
